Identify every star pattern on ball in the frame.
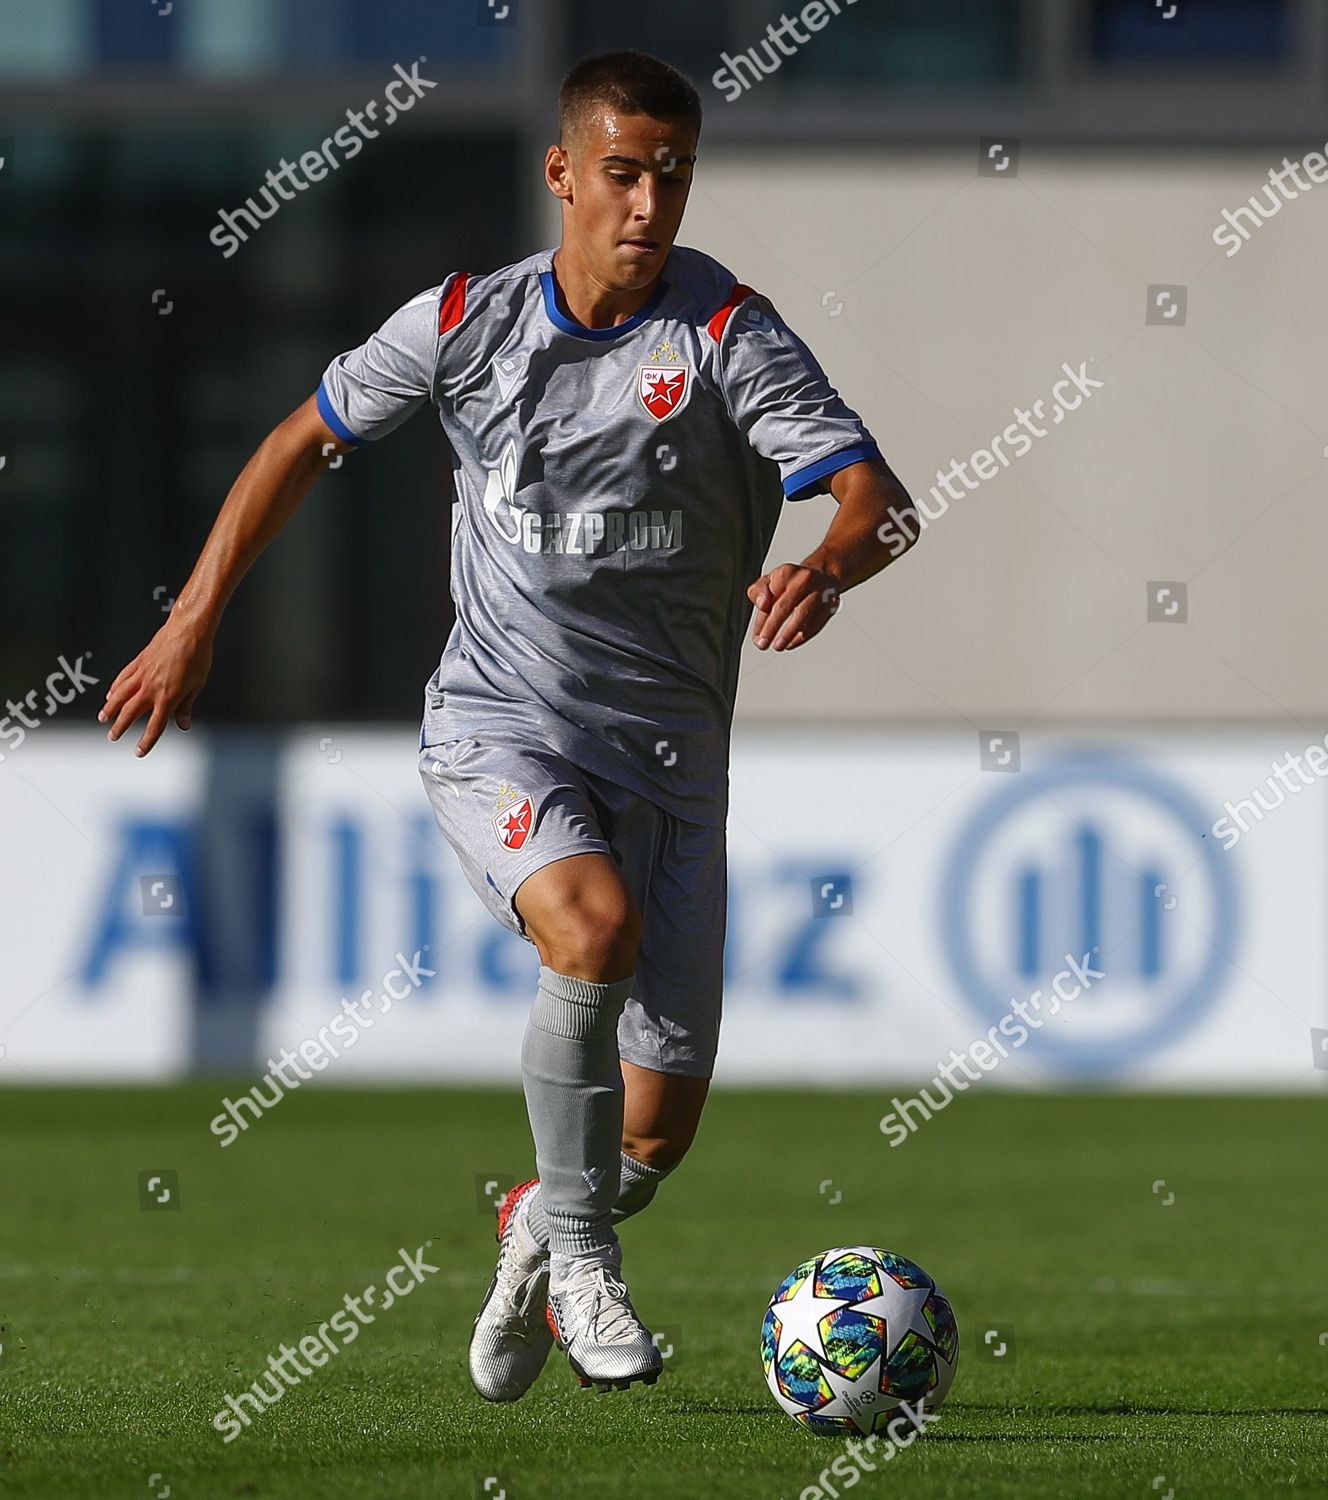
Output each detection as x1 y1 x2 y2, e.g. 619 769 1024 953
770 1265 853 1363
843 1278 935 1359
806 1355 888 1436
832 1243 893 1267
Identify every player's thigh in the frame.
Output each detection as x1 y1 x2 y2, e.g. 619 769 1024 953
512 851 642 979
418 735 615 944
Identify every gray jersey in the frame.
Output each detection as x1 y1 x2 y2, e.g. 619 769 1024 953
318 245 879 827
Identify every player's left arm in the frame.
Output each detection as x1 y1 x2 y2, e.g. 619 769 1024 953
748 454 919 652
718 285 920 652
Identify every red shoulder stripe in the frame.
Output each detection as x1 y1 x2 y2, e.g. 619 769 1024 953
438 273 470 335
706 282 757 342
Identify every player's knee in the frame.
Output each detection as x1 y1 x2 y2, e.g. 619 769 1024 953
539 889 641 981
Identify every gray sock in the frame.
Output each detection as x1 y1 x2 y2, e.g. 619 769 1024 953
524 1150 675 1251
520 965 634 1258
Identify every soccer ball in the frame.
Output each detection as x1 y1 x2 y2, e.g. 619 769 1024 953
760 1245 959 1437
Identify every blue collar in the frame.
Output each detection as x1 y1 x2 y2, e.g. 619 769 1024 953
539 268 669 341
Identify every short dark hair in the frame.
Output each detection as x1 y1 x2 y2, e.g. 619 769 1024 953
559 50 702 152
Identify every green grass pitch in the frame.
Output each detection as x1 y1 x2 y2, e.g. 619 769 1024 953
1 1087 1324 1498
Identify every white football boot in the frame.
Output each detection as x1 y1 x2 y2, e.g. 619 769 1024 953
547 1240 664 1393
468 1179 554 1401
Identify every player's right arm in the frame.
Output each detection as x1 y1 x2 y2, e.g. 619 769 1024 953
100 276 456 757
98 395 352 757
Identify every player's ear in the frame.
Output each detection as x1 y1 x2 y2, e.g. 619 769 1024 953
545 143 573 201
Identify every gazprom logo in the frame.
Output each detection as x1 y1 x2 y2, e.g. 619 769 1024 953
942 752 1237 1075
479 437 682 555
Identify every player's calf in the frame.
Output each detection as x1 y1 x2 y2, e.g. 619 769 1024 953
521 966 635 1258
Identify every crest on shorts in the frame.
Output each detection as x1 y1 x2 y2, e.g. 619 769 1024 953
638 337 691 423
492 786 534 851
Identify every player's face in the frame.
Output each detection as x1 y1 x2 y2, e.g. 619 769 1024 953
558 111 697 289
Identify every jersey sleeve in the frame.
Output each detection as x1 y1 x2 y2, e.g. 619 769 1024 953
316 277 457 445
716 289 881 500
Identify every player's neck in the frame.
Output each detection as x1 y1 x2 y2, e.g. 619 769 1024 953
550 245 662 330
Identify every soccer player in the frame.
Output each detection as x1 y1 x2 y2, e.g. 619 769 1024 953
98 51 919 1399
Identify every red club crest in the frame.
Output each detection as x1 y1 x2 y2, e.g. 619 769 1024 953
638 364 690 422
492 794 533 851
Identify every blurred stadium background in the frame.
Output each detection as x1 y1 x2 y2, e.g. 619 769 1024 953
4 0 1327 1095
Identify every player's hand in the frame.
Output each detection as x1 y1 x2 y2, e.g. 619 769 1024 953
98 619 214 758
747 563 842 651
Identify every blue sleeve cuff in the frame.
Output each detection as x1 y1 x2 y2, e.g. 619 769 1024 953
784 441 881 501
317 380 367 447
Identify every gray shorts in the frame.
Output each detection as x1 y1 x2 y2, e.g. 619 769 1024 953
418 734 727 1078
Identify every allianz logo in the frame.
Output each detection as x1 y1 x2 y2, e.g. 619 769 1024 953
481 438 683 555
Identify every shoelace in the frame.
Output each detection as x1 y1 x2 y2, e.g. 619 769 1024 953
558 1260 640 1346
495 1265 547 1339
493 1222 548 1340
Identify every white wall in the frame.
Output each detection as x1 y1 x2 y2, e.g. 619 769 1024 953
537 147 1328 725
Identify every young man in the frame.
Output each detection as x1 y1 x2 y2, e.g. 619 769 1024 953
98 51 918 1399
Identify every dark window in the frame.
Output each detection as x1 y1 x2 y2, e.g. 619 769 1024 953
778 0 1024 89
85 0 515 75
1 128 526 724
566 0 735 86
1090 0 1290 67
